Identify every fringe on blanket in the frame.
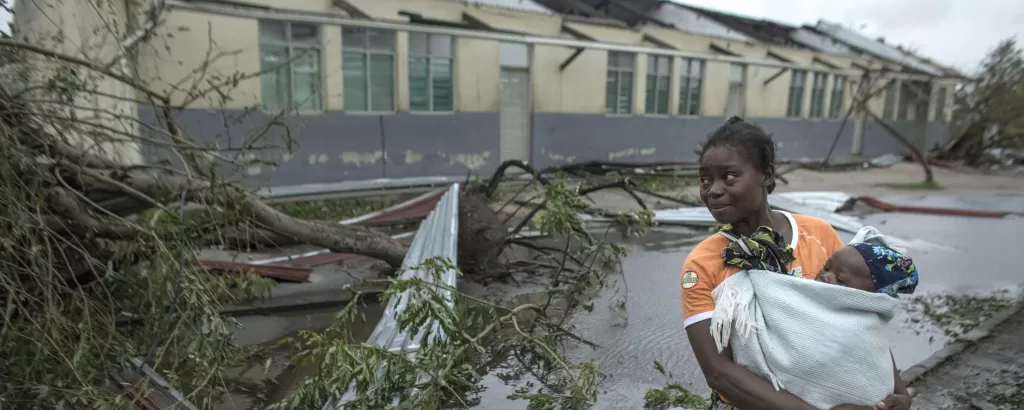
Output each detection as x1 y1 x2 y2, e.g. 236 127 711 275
710 281 754 354
711 276 786 391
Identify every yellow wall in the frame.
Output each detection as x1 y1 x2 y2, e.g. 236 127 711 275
14 0 142 164
140 4 502 112
343 0 465 21
532 41 607 113
19 0 958 126
455 38 500 112
137 10 264 109
464 8 563 36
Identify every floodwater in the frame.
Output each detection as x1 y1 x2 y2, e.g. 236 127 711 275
474 195 1024 409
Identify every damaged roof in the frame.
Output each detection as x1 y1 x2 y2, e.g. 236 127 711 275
812 20 948 76
532 0 669 27
463 0 555 14
665 2 809 48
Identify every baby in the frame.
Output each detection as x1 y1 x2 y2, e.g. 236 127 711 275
719 225 919 296
816 243 919 296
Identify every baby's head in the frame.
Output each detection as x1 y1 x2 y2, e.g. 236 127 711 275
816 243 919 296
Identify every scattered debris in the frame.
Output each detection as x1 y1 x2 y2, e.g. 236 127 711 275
870 153 906 168
853 196 1011 218
200 260 312 283
108 358 201 410
904 293 1016 339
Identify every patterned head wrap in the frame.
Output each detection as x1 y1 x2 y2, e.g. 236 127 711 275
851 243 919 296
720 225 795 275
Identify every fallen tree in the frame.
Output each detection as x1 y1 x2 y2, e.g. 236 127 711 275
0 2 688 408
942 38 1024 167
0 8 420 404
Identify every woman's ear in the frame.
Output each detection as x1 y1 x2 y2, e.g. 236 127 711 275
762 169 777 193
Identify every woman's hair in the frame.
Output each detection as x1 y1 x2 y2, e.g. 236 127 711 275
698 116 778 194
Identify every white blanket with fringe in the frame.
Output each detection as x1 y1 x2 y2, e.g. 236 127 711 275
710 268 899 409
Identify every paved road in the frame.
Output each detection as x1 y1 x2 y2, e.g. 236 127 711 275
911 306 1024 409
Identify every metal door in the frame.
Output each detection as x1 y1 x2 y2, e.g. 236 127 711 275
499 69 531 164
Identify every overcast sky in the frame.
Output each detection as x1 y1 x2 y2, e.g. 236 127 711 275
678 0 1024 72
1 0 1022 72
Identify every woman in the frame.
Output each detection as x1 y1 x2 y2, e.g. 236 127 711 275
679 117 912 410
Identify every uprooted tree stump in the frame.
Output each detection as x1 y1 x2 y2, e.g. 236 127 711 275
457 184 509 277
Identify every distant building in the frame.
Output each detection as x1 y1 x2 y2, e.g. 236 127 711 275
13 0 963 188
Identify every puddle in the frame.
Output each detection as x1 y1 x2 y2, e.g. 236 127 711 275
223 302 385 409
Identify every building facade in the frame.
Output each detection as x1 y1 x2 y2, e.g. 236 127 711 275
13 0 962 190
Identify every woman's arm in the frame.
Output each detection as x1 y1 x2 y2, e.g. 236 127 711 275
686 321 818 410
876 351 911 410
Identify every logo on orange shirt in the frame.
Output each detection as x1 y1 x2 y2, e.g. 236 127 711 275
681 271 699 289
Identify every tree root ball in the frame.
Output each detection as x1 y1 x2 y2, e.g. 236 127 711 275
458 185 507 276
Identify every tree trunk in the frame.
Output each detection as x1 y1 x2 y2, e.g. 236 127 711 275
63 166 410 267
866 110 936 183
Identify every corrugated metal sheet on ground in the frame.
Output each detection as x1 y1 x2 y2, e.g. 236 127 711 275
324 183 461 409
199 260 312 282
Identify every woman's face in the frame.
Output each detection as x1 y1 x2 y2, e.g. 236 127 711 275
698 145 768 224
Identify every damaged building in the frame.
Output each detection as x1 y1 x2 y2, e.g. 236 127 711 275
12 0 964 191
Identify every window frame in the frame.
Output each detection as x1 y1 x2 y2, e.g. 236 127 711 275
258 20 324 114
933 86 948 122
408 32 456 113
606 51 635 115
342 27 397 113
809 72 827 119
678 58 704 116
882 81 897 120
786 70 807 118
726 63 746 117
828 75 846 119
645 54 672 116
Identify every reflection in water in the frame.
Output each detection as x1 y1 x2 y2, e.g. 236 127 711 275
230 302 385 407
475 228 709 410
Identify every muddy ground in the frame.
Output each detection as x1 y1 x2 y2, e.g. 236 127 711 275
911 305 1024 409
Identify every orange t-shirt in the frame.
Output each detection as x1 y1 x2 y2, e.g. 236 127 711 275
680 211 845 328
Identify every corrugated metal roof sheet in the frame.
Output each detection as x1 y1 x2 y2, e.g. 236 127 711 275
465 0 554 14
324 183 461 409
814 20 946 77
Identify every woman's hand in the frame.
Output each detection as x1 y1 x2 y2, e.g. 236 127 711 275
874 393 911 410
829 393 911 410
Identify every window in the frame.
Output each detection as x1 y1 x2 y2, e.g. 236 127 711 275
343 27 395 112
809 72 827 118
725 63 745 117
645 55 671 115
828 76 846 119
786 70 807 118
882 81 897 120
934 86 947 122
259 21 322 112
678 58 703 116
409 33 454 112
898 81 929 121
897 82 911 120
606 51 635 114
